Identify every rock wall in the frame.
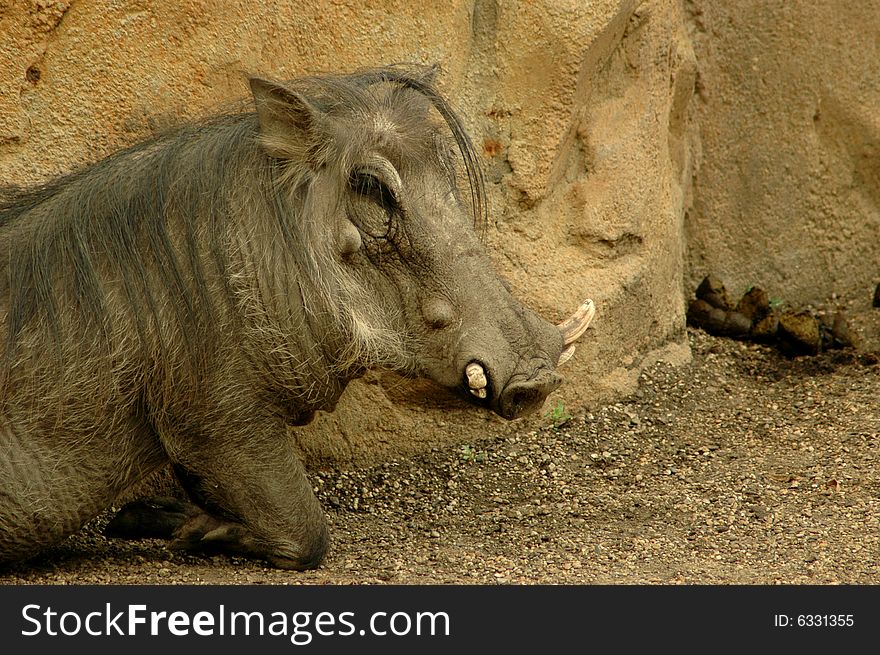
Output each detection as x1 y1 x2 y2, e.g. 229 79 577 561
685 1 880 310
2 0 699 464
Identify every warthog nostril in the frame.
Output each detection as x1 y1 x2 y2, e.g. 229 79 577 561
506 387 541 415
497 371 563 420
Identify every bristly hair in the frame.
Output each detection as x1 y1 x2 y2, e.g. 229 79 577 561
0 114 252 377
267 63 488 233
0 65 488 389
348 64 488 234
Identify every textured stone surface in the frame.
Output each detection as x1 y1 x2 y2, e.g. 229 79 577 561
685 0 880 309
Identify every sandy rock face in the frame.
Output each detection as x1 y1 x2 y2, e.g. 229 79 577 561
685 1 880 309
0 0 742 465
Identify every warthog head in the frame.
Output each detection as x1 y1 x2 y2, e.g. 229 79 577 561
249 67 594 419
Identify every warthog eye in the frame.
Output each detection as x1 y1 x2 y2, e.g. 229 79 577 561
349 171 398 211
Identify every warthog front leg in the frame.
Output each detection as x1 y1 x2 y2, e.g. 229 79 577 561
109 492 317 565
105 496 202 540
109 404 329 570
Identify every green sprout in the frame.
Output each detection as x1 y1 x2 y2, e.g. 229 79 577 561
460 444 487 463
545 399 572 427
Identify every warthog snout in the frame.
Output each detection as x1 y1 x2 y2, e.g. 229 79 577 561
497 369 564 420
462 299 595 419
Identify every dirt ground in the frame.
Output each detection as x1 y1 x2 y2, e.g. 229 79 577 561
1 325 878 586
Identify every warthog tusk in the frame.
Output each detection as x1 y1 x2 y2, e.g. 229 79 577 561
465 362 488 398
465 362 487 388
557 344 576 366
558 299 595 347
464 299 594 396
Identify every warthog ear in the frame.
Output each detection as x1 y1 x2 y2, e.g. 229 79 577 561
249 77 320 160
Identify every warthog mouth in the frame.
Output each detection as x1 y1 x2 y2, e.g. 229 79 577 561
462 298 595 419
462 360 564 420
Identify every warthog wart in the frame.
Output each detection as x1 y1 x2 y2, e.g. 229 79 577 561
0 65 594 569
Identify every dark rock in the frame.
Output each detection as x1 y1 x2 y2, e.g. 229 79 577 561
777 310 820 357
736 286 770 322
688 297 751 339
687 298 712 323
750 311 779 341
818 310 855 350
873 282 880 308
721 310 752 338
695 274 734 310
831 311 854 348
687 298 727 333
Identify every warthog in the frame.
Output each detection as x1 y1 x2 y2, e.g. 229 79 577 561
0 66 594 569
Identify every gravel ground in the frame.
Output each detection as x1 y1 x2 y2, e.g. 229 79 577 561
2 328 878 585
